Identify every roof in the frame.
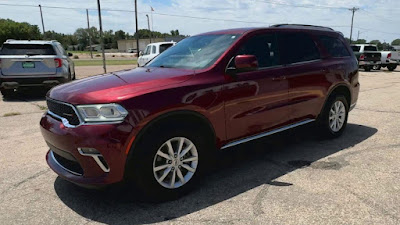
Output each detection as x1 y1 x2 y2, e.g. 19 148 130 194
4 40 58 45
351 44 377 47
197 24 337 36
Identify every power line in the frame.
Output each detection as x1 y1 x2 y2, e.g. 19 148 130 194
360 9 400 23
253 0 348 10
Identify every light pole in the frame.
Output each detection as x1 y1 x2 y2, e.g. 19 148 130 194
135 0 139 58
349 7 359 44
97 0 106 73
86 9 93 59
146 14 152 43
39 5 46 38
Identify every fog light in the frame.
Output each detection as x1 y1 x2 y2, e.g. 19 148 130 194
79 147 100 155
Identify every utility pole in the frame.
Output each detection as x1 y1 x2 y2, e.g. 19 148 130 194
135 0 139 64
39 5 46 38
146 14 152 43
86 9 93 59
97 0 106 73
349 7 359 44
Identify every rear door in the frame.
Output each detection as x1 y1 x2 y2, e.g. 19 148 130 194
0 44 57 76
278 32 327 122
363 45 381 62
224 32 290 141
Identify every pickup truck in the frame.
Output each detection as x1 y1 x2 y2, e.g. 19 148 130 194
138 41 175 67
375 51 399 71
350 44 381 71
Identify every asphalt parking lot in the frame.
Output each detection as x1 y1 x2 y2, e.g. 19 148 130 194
0 67 399 225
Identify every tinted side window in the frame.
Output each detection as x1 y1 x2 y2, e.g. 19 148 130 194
160 44 173 53
318 35 350 57
279 33 320 64
351 46 360 52
237 33 280 68
152 45 156 54
364 46 378 51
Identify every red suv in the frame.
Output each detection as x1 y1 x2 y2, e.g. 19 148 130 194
40 24 359 201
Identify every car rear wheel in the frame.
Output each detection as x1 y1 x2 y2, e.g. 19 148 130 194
126 121 213 202
388 64 397 71
317 95 349 138
1 89 16 99
373 65 381 70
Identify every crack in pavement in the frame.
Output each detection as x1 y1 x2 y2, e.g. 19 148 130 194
354 107 400 114
13 168 50 188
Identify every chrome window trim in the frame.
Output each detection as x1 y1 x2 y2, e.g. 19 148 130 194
50 151 83 176
287 59 321 66
221 119 315 149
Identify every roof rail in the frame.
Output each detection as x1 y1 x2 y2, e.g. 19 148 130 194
270 24 334 31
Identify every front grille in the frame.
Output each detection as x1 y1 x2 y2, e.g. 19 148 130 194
47 99 80 125
52 151 84 175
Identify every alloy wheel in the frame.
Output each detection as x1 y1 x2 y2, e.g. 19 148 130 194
329 100 346 132
153 137 198 189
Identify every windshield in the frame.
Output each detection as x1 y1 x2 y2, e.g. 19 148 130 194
147 34 241 69
0 44 56 55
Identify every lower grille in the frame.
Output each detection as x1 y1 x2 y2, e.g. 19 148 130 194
51 151 83 176
47 98 80 126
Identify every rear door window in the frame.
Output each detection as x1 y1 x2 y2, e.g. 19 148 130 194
351 46 360 52
159 44 174 53
0 44 56 55
318 35 350 57
236 33 281 68
278 32 320 64
152 45 156 54
364 46 378 51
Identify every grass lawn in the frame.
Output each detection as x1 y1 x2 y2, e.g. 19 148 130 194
73 59 137 66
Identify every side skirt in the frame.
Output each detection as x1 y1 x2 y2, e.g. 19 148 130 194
221 119 315 149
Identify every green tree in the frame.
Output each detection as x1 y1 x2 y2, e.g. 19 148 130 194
353 39 367 44
0 19 41 45
392 39 400 46
370 40 382 50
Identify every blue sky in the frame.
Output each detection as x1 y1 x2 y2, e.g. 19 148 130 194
0 0 399 42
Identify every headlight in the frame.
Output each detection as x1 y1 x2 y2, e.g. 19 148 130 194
76 104 128 123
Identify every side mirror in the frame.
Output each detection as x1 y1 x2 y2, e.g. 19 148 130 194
235 55 258 72
68 52 73 57
139 51 143 56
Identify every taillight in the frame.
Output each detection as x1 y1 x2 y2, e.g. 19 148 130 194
54 58 62 68
359 54 365 60
388 53 391 59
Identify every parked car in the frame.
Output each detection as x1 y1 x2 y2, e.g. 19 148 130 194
0 40 75 97
375 50 399 71
138 41 175 67
40 24 359 201
127 48 137 53
350 44 381 71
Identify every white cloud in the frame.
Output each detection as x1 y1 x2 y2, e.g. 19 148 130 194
0 0 399 42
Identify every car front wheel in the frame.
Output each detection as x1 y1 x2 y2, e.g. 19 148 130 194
126 121 213 202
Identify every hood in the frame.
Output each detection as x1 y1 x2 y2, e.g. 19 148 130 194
48 67 195 104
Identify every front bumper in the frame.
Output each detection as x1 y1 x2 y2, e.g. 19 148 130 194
40 112 134 186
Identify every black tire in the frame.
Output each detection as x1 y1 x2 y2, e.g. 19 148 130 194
372 65 381 70
317 95 349 138
1 89 16 99
126 120 215 202
364 66 371 72
388 65 397 71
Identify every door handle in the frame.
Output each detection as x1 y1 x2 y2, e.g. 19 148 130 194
272 76 286 81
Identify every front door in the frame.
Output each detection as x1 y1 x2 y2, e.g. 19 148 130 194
224 32 290 141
